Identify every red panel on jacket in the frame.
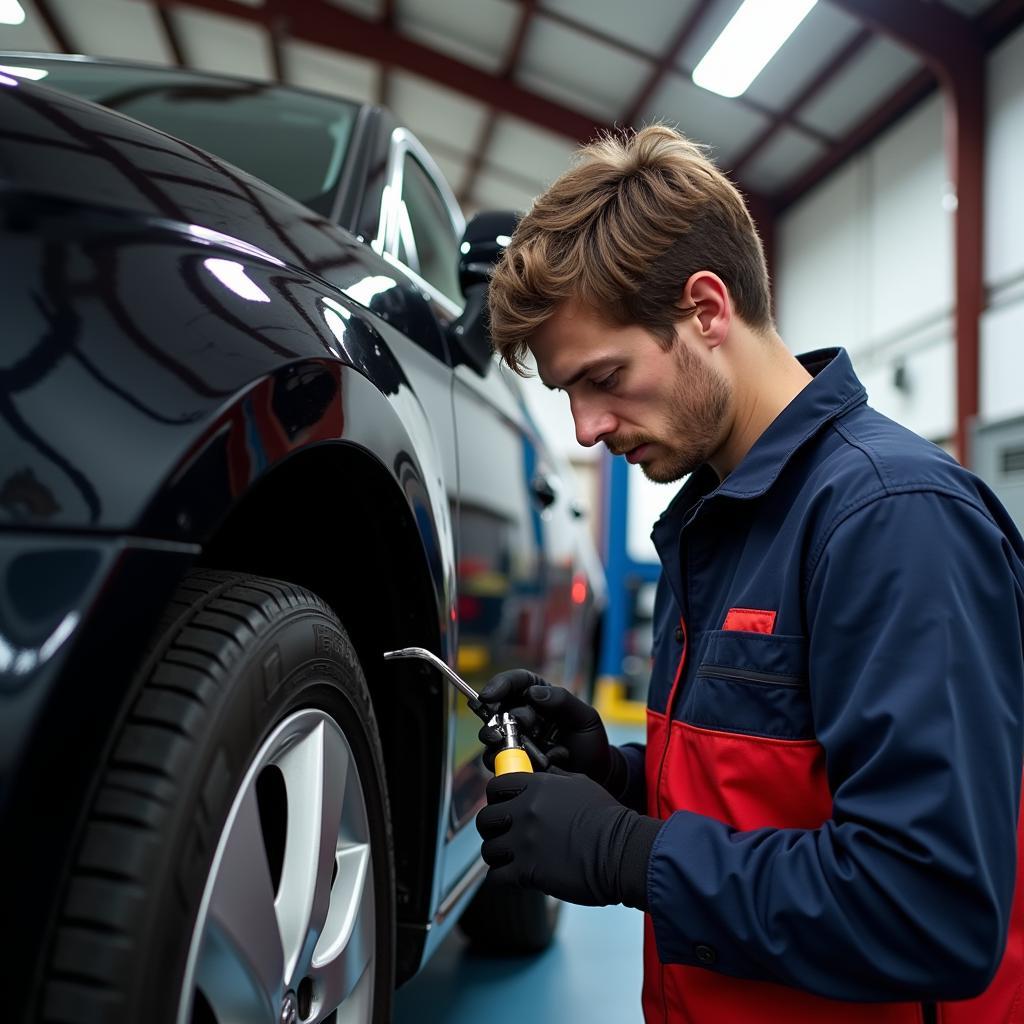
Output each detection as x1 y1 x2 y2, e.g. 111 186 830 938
642 708 921 1023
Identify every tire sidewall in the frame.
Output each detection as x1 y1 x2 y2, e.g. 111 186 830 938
136 595 394 1021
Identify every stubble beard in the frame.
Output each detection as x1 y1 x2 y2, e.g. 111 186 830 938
639 344 731 484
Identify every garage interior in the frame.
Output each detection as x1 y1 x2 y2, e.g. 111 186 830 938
3 0 1024 1021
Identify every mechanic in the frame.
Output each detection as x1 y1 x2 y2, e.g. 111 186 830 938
474 125 1024 1022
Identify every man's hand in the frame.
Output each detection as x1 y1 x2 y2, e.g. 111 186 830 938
475 767 661 908
478 670 625 791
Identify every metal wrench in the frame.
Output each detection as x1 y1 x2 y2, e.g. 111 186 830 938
383 646 549 770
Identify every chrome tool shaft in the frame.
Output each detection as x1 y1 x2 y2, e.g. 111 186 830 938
383 646 481 704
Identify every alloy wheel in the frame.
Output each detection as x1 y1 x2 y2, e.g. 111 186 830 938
177 707 376 1024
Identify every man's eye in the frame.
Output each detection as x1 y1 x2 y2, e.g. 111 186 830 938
594 371 619 391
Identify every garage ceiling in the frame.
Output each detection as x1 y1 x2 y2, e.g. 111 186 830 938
1 0 1021 216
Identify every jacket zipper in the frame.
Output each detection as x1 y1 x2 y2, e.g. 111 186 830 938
655 616 688 819
697 665 803 688
655 615 686 1024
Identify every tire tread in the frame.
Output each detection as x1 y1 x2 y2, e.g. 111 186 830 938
38 570 381 1024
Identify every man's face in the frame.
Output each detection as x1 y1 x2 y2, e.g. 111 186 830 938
531 301 732 483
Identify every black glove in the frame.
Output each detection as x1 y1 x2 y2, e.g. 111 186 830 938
475 767 662 909
478 670 627 793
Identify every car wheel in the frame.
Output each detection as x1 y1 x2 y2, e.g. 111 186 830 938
38 570 394 1024
457 880 561 955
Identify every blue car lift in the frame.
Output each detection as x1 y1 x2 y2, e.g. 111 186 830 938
593 454 661 725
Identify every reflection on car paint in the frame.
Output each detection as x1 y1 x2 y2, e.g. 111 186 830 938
187 223 285 267
0 544 106 692
203 258 272 303
346 274 398 309
0 610 78 681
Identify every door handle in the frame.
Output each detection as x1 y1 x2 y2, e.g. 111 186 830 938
530 473 558 508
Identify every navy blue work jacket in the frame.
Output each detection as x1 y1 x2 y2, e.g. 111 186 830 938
619 348 1024 1018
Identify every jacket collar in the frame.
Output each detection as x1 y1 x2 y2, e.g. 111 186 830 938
715 346 866 500
652 347 867 545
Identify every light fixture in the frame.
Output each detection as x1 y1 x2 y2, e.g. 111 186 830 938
0 1 26 26
0 64 47 80
692 0 817 99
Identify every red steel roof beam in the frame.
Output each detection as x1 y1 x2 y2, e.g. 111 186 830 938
505 0 825 141
155 5 187 67
622 0 715 127
459 0 538 207
729 26 873 179
148 1 779 264
266 0 287 85
378 0 395 112
775 67 933 208
152 0 607 143
33 0 75 53
981 0 1024 45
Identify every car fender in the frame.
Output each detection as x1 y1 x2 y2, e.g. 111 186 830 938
2 195 456 619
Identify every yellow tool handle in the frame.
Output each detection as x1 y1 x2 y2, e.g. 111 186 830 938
494 747 533 775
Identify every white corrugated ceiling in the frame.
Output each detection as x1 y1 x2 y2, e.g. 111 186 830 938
0 0 1010 215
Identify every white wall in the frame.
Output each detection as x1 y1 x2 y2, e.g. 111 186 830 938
776 22 1024 442
981 25 1024 421
776 93 957 440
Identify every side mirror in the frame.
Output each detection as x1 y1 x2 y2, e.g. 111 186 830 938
448 283 491 375
448 210 519 375
458 210 518 294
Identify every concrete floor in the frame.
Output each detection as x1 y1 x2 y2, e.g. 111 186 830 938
393 900 645 1023
395 724 647 1023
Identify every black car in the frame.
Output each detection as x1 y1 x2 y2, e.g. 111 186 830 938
0 54 604 1024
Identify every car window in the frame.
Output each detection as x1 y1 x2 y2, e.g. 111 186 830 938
6 60 358 217
400 156 463 306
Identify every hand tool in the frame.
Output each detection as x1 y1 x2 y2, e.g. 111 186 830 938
383 647 546 773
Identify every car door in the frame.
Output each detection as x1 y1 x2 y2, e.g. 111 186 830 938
378 132 556 895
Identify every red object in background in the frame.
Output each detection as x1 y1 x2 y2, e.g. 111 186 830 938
458 595 481 622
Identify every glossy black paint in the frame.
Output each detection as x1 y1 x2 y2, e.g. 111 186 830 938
0 534 196 1013
0 57 604 1013
0 80 448 533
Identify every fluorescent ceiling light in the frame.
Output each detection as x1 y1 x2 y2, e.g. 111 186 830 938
692 0 817 99
0 64 47 80
0 1 26 26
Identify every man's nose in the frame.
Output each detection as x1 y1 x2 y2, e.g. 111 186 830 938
571 398 617 448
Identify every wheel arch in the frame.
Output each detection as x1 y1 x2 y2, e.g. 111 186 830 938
198 440 448 977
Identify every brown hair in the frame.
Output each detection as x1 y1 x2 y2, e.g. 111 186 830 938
488 125 772 375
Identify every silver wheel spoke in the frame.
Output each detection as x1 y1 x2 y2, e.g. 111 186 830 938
332 952 375 1024
275 719 349 983
310 841 374 1011
199 785 285 1018
179 706 377 1024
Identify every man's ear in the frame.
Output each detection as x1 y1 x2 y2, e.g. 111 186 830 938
679 272 731 349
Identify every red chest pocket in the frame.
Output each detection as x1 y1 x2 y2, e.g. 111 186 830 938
722 607 776 634
653 629 832 830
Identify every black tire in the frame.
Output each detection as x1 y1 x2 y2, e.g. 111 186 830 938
37 570 395 1024
457 879 561 955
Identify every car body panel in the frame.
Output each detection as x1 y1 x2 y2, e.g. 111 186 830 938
0 533 199 1009
0 55 605 1006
